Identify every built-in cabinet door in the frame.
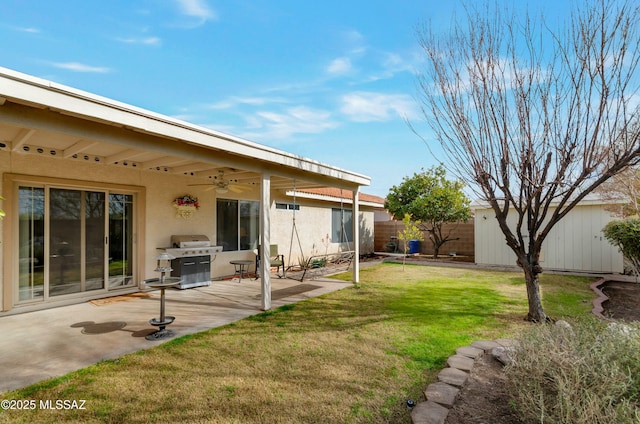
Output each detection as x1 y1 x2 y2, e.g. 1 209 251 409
177 259 198 286
196 257 211 284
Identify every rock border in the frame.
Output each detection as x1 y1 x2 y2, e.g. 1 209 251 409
590 278 610 320
410 278 620 423
410 339 517 424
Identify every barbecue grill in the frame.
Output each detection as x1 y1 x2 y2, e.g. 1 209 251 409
158 235 222 289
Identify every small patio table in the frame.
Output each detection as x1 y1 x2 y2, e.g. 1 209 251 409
230 260 253 283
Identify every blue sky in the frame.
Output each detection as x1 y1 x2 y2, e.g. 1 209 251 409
2 0 562 198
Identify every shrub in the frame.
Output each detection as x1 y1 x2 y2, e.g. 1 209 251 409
603 219 640 276
506 316 640 423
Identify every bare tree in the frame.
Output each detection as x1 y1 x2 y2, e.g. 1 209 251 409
595 165 640 217
415 0 640 322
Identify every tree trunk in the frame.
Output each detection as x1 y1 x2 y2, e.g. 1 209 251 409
523 264 548 322
430 224 442 259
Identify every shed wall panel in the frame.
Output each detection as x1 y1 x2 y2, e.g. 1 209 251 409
474 204 624 273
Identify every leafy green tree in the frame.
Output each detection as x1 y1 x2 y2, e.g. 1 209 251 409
603 219 640 277
397 213 424 270
385 165 471 258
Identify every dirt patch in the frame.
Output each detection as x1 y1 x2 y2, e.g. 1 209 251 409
444 280 640 424
600 280 640 321
402 254 475 263
444 352 522 424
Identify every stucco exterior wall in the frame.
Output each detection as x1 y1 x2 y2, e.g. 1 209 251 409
0 149 377 312
2 150 231 279
268 193 375 269
474 203 624 273
0 150 261 312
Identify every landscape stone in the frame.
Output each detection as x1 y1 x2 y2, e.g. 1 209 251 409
446 354 475 371
491 346 514 365
410 400 449 424
456 345 484 359
607 322 635 337
555 320 572 330
437 367 469 387
471 339 500 351
411 340 516 424
494 338 518 348
424 381 460 406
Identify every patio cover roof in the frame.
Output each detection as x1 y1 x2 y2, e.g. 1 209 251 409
0 66 370 191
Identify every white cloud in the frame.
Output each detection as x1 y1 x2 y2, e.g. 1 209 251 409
323 29 366 78
50 62 111 73
174 0 217 23
628 93 640 112
207 96 287 110
381 52 415 75
326 57 352 76
362 51 418 83
239 106 339 140
116 36 161 46
14 26 40 34
340 92 418 122
342 29 366 54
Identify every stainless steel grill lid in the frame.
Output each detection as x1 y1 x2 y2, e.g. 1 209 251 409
170 235 211 248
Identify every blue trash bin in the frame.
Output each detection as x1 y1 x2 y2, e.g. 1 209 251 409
408 239 420 254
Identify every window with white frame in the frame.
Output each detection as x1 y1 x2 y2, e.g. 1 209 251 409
216 199 259 251
331 208 353 243
275 202 300 210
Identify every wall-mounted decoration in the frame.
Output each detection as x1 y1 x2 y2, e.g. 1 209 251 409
173 194 199 219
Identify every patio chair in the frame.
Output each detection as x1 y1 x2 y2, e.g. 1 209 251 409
255 244 286 278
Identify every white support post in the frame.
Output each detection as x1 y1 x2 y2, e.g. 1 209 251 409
352 188 360 284
260 172 272 310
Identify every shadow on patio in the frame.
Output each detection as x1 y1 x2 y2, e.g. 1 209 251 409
0 277 351 393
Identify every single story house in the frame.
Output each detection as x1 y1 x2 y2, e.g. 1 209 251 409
0 67 373 315
473 196 625 274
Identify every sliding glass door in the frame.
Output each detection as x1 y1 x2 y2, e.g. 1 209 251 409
17 185 135 303
108 194 134 288
18 187 45 301
49 188 83 296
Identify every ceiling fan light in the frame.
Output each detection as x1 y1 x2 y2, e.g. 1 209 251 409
216 187 228 194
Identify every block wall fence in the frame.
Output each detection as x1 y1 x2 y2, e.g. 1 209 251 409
374 220 475 259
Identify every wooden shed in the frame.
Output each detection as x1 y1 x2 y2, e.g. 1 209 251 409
473 197 625 274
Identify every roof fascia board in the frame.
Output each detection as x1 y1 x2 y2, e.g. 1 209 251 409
471 197 628 210
285 190 385 208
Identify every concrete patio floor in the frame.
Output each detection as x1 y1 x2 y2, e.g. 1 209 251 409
0 276 352 393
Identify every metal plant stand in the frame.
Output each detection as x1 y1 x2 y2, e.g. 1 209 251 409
144 253 182 341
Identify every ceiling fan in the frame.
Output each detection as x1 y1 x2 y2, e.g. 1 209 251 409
188 170 255 193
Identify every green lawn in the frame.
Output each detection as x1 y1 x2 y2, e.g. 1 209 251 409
0 263 595 424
